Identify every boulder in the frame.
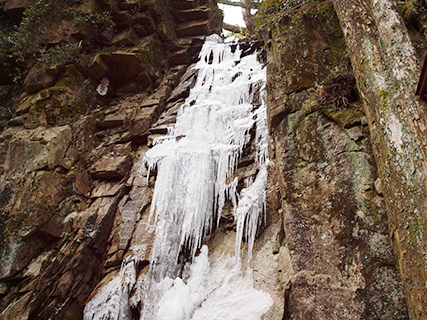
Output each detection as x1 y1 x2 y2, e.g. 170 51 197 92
24 67 60 94
4 0 36 21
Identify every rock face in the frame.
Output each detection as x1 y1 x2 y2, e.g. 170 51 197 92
332 1 427 318
3 0 37 21
0 0 423 319
254 1 409 318
0 0 222 318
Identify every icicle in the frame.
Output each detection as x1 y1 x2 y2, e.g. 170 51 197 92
142 33 269 278
141 246 273 320
234 166 268 259
85 33 271 320
83 261 137 320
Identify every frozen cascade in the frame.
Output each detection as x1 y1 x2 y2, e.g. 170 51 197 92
84 34 272 320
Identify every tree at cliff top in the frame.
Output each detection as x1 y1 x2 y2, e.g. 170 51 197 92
332 0 427 318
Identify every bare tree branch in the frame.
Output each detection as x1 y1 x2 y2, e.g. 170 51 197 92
218 0 245 8
223 22 244 33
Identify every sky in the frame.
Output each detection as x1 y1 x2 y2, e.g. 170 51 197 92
218 3 246 28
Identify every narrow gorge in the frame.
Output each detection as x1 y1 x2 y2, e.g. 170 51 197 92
0 0 426 319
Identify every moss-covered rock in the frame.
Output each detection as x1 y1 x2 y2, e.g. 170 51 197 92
270 110 408 319
258 1 347 95
324 103 365 128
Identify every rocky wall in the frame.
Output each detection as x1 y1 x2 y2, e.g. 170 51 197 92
0 0 222 318
255 1 409 319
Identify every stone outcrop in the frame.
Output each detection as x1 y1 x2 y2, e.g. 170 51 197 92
3 0 36 21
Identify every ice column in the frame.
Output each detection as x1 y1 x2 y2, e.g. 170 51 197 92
144 34 268 277
84 33 271 320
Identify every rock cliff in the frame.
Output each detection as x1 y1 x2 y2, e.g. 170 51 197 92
0 0 426 319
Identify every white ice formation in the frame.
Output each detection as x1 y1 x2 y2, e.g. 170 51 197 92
84 33 271 320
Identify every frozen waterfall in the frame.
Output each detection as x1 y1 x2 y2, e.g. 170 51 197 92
84 33 271 320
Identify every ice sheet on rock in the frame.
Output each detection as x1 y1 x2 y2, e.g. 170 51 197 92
84 261 137 320
235 166 268 259
143 246 273 320
144 32 269 279
85 33 270 320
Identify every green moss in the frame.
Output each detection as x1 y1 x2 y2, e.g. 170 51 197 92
378 89 390 110
326 107 365 128
258 0 346 94
0 0 114 84
138 35 163 75
301 97 318 115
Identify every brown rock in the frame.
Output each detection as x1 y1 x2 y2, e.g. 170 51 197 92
0 234 53 280
112 10 133 24
167 64 197 102
91 181 125 198
171 0 194 10
7 114 27 127
167 48 191 66
15 96 33 116
4 0 36 21
87 54 109 81
118 0 139 10
133 24 148 37
0 291 32 319
62 144 78 170
111 29 139 47
89 155 131 179
252 223 290 320
173 7 209 22
97 111 128 129
75 171 92 197
24 67 59 94
2 125 72 176
176 20 208 37
129 105 163 140
271 110 408 319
